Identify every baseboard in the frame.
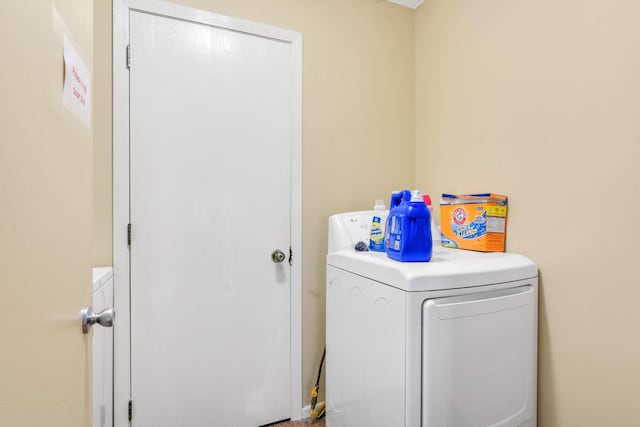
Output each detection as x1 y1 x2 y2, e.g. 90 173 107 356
300 405 311 420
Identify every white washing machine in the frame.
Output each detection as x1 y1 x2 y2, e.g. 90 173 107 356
326 211 538 427
92 267 113 427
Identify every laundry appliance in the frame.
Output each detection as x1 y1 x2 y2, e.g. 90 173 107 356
92 267 113 427
326 211 538 427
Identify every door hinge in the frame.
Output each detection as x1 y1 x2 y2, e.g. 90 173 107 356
128 400 133 421
126 44 131 69
127 223 132 246
288 246 293 266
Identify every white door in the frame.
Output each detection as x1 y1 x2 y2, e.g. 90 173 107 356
125 7 300 427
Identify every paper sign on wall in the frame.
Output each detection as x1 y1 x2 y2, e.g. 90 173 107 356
63 34 91 128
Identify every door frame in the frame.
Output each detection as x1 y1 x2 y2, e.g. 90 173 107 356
113 1 303 425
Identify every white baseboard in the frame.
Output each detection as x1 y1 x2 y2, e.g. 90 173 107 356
300 405 311 420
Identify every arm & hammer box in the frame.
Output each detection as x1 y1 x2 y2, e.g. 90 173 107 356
440 193 508 252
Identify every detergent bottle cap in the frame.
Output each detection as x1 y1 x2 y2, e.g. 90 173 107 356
373 199 386 210
422 194 432 206
411 190 423 202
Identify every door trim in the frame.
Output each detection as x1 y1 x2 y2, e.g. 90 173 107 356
113 1 303 425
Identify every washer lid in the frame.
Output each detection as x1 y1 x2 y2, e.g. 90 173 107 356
327 247 537 292
92 266 113 293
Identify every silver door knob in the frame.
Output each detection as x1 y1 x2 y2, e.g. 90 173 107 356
81 305 114 334
271 249 286 263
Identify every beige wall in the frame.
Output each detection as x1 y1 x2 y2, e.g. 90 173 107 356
1 1 93 426
415 0 640 425
93 0 415 400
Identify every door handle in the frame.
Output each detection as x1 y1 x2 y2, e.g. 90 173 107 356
271 249 286 263
81 305 114 334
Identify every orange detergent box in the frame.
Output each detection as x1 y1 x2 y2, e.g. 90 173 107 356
440 193 508 252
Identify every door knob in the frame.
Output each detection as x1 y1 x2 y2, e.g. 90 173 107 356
81 305 114 334
271 249 286 263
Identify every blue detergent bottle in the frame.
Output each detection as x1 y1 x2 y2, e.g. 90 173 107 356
384 190 411 252
385 190 433 262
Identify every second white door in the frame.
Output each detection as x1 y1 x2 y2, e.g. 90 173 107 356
129 8 297 426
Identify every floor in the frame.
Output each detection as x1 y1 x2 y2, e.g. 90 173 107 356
271 418 325 426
